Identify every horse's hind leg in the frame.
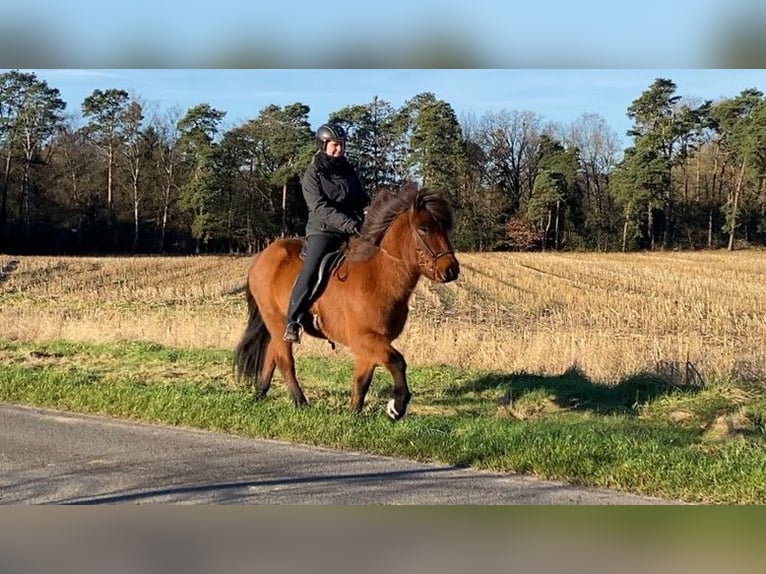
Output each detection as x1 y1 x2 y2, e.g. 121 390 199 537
350 358 376 413
272 339 308 407
255 342 278 399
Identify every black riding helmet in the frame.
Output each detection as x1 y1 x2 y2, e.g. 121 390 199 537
316 123 347 151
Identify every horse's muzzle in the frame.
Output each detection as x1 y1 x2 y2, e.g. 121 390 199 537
439 258 460 283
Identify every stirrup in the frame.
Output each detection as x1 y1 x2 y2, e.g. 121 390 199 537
282 321 302 343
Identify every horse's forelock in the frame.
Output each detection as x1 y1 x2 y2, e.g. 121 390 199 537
417 188 455 232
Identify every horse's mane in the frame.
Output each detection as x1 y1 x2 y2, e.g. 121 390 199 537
345 182 455 263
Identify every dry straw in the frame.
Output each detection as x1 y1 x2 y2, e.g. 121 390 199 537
2 251 764 384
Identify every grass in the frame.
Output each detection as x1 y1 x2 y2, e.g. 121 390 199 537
2 338 765 504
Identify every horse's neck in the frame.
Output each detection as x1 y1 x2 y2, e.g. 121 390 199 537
375 232 421 302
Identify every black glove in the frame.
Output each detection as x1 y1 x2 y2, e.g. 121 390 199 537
346 218 362 236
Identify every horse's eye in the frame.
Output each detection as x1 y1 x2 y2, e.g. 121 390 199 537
417 226 430 235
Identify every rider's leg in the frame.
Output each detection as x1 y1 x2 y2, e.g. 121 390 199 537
283 233 343 343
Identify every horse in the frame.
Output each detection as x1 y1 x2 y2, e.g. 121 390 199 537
233 182 460 420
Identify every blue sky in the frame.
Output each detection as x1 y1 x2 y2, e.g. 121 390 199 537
4 0 765 67
19 69 766 148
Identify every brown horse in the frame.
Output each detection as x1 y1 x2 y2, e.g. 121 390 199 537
234 183 460 420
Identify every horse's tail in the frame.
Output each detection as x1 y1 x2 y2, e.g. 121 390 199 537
233 288 270 387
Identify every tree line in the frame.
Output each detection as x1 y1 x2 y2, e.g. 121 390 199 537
1 70 765 255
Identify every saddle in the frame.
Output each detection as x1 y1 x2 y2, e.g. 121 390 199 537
299 242 346 303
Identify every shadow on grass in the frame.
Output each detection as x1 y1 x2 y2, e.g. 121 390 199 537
446 365 702 416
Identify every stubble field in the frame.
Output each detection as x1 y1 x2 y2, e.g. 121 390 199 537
2 250 764 387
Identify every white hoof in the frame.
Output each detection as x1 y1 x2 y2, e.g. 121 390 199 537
386 399 400 420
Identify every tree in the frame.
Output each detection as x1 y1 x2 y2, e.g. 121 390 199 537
476 109 543 217
82 89 131 213
668 99 716 248
151 106 183 252
399 92 466 193
453 110 507 251
625 78 688 248
119 98 154 252
0 70 66 240
528 134 581 250
611 142 668 251
527 170 565 250
0 70 26 237
176 103 226 253
224 103 314 248
329 96 403 191
709 88 766 250
49 116 100 250
0 70 65 236
563 113 622 250
3 73 766 256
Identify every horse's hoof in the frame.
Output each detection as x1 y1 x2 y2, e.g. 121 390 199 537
386 399 401 420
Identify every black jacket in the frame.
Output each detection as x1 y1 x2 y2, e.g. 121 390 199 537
301 152 369 237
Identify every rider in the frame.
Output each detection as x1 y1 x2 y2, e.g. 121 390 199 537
282 123 369 344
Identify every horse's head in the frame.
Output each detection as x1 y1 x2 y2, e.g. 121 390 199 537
407 189 460 283
349 183 460 283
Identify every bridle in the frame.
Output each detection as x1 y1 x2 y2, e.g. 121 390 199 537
410 221 454 278
352 214 454 279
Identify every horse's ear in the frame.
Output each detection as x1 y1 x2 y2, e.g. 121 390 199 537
401 181 419 195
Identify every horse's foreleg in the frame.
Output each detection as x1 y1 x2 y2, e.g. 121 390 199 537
350 358 376 413
384 348 411 421
351 335 410 421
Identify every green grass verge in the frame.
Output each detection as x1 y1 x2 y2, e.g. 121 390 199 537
1 338 765 504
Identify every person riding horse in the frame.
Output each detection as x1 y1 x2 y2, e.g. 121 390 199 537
283 123 370 344
236 181 459 419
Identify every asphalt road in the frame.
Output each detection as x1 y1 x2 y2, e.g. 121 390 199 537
0 403 672 504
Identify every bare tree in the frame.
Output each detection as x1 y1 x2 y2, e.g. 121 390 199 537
476 109 543 214
53 115 99 249
151 105 183 252
120 95 153 252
